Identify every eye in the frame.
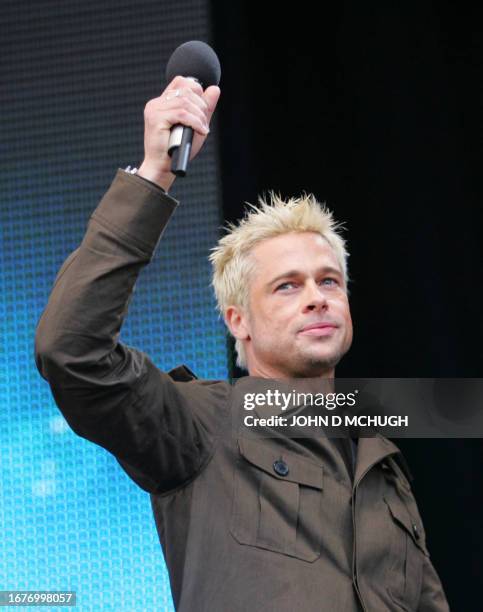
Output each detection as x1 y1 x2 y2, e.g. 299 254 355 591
276 282 297 291
320 277 339 286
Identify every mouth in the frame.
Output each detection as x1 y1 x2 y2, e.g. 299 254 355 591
298 324 339 336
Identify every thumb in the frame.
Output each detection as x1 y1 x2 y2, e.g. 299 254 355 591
204 86 221 121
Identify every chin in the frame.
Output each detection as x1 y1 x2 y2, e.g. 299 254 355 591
302 349 343 371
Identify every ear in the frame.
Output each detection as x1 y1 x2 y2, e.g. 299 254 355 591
225 305 251 341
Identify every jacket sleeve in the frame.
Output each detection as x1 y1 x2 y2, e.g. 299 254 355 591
418 554 451 611
34 169 229 494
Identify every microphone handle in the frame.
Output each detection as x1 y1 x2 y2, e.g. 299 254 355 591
168 125 193 177
167 76 200 178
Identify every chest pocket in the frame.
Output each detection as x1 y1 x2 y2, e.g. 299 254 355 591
229 437 324 562
382 457 430 609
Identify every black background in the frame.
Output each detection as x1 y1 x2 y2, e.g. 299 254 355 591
212 1 483 608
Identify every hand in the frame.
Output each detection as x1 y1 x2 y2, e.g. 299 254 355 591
138 76 221 191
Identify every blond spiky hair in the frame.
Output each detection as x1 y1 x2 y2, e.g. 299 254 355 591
208 191 350 370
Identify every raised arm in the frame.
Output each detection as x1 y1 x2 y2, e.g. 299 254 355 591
34 78 224 494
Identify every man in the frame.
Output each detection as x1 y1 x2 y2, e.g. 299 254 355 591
34 76 450 611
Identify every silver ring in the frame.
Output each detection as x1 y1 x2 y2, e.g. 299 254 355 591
166 89 181 101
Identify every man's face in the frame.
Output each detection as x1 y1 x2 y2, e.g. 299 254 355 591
235 231 353 378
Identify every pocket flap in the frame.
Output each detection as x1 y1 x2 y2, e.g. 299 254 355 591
384 495 430 557
238 437 324 490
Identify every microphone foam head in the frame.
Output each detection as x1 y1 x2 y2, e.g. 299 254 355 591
166 40 221 88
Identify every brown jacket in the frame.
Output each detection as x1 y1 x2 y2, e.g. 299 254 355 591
34 170 450 611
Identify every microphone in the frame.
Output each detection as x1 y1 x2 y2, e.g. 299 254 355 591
166 41 221 177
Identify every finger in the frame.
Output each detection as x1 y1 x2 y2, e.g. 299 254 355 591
164 87 209 116
166 75 204 97
183 87 210 113
162 108 209 136
156 94 209 129
203 86 221 122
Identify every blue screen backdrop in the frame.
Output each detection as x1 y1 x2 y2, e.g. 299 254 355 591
1 1 228 610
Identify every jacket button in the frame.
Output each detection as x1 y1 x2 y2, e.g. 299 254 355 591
273 459 289 477
412 523 420 540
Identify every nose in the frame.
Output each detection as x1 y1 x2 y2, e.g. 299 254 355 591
303 279 328 312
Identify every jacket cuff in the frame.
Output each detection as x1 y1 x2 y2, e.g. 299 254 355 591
90 169 179 255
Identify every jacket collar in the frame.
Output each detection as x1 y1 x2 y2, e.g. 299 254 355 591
169 371 404 488
353 435 402 488
167 364 198 382
233 376 405 486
